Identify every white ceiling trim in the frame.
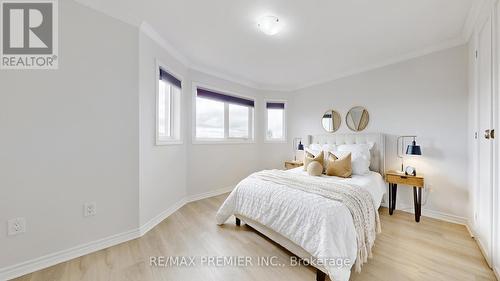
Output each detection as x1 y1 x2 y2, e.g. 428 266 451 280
142 22 467 92
140 22 265 91
462 0 497 41
140 22 191 67
78 0 478 93
288 36 467 92
189 64 263 91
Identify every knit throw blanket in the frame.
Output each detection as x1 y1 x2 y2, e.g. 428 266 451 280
252 170 381 272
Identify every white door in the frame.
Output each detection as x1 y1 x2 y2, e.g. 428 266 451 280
477 15 493 265
494 1 500 273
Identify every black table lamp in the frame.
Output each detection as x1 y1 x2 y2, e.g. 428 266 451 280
406 139 422 156
293 138 304 161
397 136 422 175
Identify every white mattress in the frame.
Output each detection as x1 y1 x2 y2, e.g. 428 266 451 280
216 169 386 281
287 167 386 208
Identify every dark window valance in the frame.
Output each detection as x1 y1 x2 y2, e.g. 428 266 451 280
266 102 285 109
159 68 181 88
197 88 254 107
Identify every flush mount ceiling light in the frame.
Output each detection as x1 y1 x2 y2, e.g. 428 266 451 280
257 15 282 36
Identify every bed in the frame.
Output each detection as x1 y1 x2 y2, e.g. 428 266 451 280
216 133 386 281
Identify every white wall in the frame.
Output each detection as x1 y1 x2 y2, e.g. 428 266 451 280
138 30 188 226
138 29 291 225
289 45 469 220
0 1 473 277
467 38 477 228
0 0 139 269
186 71 290 196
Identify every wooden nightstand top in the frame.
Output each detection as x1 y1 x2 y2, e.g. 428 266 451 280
385 170 424 188
284 160 303 170
285 160 303 165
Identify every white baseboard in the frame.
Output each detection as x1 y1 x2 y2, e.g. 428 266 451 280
465 221 475 238
0 228 140 281
0 186 235 281
138 198 188 236
475 235 493 268
185 185 234 203
381 202 468 225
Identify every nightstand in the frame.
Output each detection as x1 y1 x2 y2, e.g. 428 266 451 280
284 160 303 170
385 170 425 222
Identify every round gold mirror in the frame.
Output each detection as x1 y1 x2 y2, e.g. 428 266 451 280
321 110 341 133
346 106 369 132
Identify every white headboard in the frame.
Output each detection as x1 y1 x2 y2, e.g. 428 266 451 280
307 133 385 174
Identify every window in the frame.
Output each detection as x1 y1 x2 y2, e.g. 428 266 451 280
156 65 181 145
195 87 254 142
266 102 286 141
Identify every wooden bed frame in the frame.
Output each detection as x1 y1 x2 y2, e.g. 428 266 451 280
235 133 386 281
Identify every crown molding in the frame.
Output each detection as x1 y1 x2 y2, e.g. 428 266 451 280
462 0 498 41
140 22 191 67
142 26 466 93
79 0 475 93
289 36 467 93
140 22 267 91
189 64 264 91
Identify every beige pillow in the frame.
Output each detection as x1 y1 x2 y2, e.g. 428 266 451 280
307 161 324 176
326 152 352 178
304 150 324 171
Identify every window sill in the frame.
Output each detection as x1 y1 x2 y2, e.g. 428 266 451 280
156 139 183 146
192 139 255 145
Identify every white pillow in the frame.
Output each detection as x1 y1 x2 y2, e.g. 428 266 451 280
305 147 320 156
337 143 373 159
336 143 374 175
321 144 337 154
309 143 323 152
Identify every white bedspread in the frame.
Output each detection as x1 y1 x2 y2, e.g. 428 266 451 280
216 169 385 281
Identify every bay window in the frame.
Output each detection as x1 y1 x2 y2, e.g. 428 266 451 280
195 87 254 142
266 101 286 141
156 64 182 145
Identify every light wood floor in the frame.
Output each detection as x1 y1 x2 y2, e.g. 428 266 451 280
13 193 496 281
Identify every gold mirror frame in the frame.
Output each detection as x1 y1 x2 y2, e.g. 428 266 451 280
321 110 341 133
346 106 369 132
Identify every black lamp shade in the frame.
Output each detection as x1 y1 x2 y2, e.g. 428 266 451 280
297 141 304 151
406 140 422 155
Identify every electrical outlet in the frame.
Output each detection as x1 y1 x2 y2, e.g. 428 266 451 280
83 202 97 217
7 218 26 236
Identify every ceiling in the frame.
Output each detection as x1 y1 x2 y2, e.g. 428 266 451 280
76 0 475 91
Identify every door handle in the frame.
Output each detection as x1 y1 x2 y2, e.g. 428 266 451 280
491 129 495 139
485 129 491 139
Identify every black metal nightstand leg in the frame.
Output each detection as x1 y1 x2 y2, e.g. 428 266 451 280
392 184 397 214
413 187 422 222
388 183 393 215
388 183 397 215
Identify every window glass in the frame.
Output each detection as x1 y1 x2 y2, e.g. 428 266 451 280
196 97 225 139
229 104 250 138
267 108 284 140
158 80 171 138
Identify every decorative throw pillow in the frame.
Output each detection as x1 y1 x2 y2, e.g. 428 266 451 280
326 152 352 178
307 161 324 176
304 150 324 171
336 144 372 175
